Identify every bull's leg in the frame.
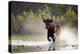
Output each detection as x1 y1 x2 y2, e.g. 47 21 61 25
47 31 51 41
48 38 55 51
47 32 52 51
47 36 51 41
53 48 55 50
53 37 55 42
52 41 55 50
48 45 51 51
51 34 55 50
47 31 56 50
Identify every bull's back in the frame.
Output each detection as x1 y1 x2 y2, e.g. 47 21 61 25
49 22 60 33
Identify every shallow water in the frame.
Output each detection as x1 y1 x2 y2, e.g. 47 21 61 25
10 40 78 53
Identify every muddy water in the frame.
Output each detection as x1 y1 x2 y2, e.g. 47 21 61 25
10 26 78 53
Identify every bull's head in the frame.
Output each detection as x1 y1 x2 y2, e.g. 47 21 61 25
42 14 53 29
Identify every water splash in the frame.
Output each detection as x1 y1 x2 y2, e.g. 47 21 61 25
59 27 78 45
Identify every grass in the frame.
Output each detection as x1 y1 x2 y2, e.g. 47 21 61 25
10 35 47 41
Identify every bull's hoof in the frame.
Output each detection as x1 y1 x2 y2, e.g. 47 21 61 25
53 48 55 50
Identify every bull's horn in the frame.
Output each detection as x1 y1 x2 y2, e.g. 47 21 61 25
42 15 45 20
51 14 53 20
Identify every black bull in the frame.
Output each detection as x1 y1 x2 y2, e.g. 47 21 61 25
43 19 61 42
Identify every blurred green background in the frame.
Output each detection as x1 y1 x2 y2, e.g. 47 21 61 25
10 1 78 40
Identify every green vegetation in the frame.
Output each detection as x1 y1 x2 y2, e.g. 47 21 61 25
11 35 46 41
11 2 78 34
